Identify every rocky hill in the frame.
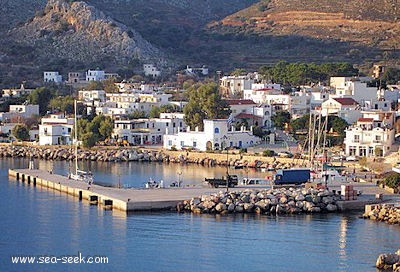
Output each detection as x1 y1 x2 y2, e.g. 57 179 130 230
206 0 400 67
0 0 399 87
8 0 166 79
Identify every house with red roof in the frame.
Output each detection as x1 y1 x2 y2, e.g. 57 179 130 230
321 97 361 124
225 99 273 128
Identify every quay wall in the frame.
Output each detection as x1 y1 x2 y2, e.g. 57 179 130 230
0 145 313 170
8 169 128 211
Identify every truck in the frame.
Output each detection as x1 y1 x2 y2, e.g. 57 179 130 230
205 174 238 188
273 168 310 185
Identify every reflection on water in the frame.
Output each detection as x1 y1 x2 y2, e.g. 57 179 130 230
21 157 270 188
2 158 400 272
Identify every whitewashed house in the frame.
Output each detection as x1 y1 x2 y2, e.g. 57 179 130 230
2 83 34 98
112 113 186 145
86 69 105 81
321 97 361 125
44 72 62 83
344 111 396 157
39 113 74 145
163 119 261 151
243 87 281 104
143 64 161 78
330 76 379 106
220 76 255 97
0 104 39 123
78 90 106 102
226 99 272 128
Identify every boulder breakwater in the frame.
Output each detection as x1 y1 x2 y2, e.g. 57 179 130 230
376 249 400 271
177 187 340 214
0 145 302 169
363 203 400 225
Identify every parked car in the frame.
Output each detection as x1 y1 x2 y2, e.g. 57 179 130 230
331 155 346 162
277 151 293 158
346 156 358 161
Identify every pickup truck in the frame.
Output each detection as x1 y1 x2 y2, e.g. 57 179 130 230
205 175 238 188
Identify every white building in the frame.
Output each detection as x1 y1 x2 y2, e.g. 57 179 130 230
225 99 272 128
44 72 62 83
86 69 105 81
163 119 261 151
143 64 161 78
78 90 106 102
0 104 39 122
321 97 361 125
330 77 379 106
112 113 186 145
220 76 255 97
38 113 74 145
2 83 34 98
243 87 281 104
344 111 396 157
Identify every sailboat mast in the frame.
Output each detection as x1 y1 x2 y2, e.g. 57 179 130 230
74 99 78 176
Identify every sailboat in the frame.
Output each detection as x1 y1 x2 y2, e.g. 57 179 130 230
69 100 93 184
308 110 346 185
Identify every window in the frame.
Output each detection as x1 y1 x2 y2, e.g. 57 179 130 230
354 135 360 143
180 141 184 147
214 128 220 134
193 142 197 147
168 140 172 146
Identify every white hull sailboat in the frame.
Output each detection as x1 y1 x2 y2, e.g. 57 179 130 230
69 100 93 184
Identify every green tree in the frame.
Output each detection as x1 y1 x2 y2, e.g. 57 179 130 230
330 116 348 137
290 114 309 133
127 110 147 119
27 87 55 115
230 68 246 76
103 78 119 93
384 173 400 189
258 61 358 85
81 132 97 148
149 104 179 118
271 111 291 129
85 81 103 91
49 96 74 114
183 82 230 131
381 67 400 84
12 124 30 141
98 116 113 141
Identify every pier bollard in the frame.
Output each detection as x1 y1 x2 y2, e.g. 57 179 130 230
78 191 82 201
21 174 25 182
27 176 31 184
89 195 98 205
16 173 20 181
103 199 113 210
33 177 36 186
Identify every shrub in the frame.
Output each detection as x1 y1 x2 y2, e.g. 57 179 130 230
263 149 275 157
383 173 400 189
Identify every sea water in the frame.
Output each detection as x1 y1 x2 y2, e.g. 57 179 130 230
0 158 399 272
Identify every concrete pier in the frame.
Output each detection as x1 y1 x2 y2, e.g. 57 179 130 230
8 168 393 214
8 169 222 212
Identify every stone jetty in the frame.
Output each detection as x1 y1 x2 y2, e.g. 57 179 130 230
177 187 340 214
363 203 400 225
0 145 303 169
376 249 400 271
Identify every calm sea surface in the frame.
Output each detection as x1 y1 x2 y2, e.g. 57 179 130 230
0 158 399 272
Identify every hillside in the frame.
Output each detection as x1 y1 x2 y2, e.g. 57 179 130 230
7 0 166 81
0 0 399 87
206 0 400 67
